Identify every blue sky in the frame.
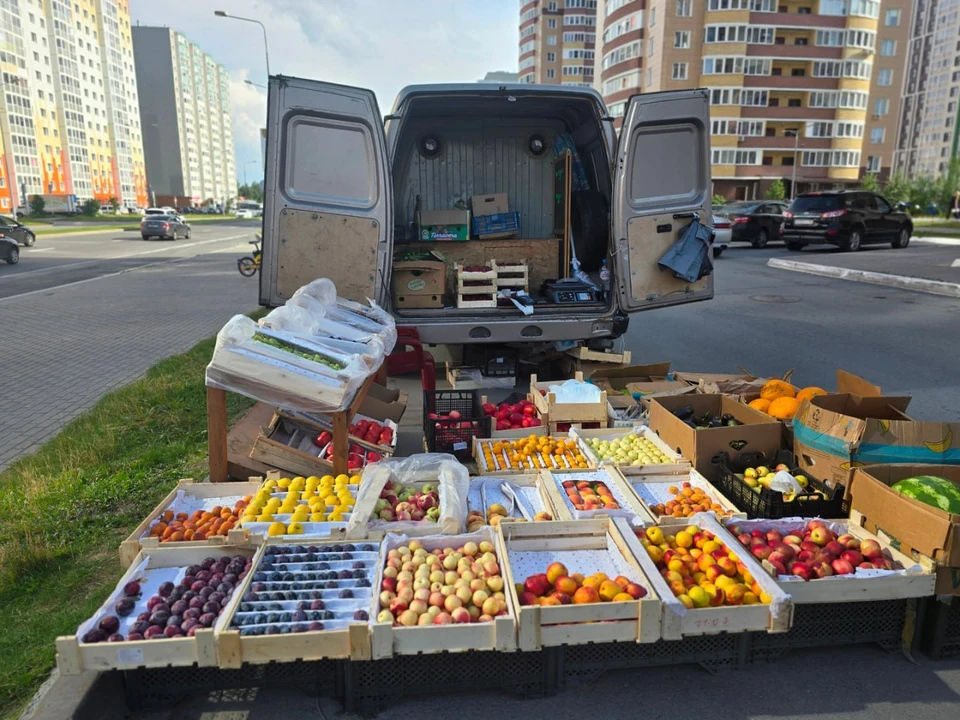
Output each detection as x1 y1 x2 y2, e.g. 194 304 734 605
131 0 519 187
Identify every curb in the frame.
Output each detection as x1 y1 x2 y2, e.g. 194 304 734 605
767 258 960 299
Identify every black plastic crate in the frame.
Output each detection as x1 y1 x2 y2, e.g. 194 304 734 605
921 595 960 660
481 346 518 377
714 449 847 519
423 389 486 460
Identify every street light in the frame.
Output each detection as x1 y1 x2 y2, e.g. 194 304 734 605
214 10 270 79
786 128 801 200
244 79 267 90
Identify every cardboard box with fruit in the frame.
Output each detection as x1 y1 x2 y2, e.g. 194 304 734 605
466 475 558 532
724 517 935 604
239 473 360 540
625 470 744 523
499 517 662 650
368 528 517 658
215 539 380 666
540 467 655 525
573 426 690 476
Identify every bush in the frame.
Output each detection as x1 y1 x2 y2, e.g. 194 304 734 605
107 196 120 213
764 178 786 201
711 194 726 206
29 195 45 215
81 198 101 217
859 173 879 193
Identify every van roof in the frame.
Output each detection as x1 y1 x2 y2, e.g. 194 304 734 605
392 83 607 112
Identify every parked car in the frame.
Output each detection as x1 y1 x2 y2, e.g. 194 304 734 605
236 208 255 219
0 236 18 264
716 201 788 248
781 191 913 252
141 214 191 241
0 215 36 247
711 213 730 258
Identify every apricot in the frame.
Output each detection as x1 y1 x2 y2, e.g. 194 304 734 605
613 592 634 602
573 586 600 604
598 580 622 602
554 576 579 595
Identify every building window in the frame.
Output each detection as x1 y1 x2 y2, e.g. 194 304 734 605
546 68 555 79
547 18 557 29
885 8 901 26
791 68 805 76
782 157 794 166
867 155 881 172
788 98 801 107
880 39 896 56
674 31 690 49
711 149 760 165
877 68 893 86
870 127 885 143
547 52 556 62
672 62 688 80
650 7 656 25
649 38 655 56
676 0 693 17
795 37 808 46
646 68 652 85
547 35 557 45
874 98 889 116
547 1 558 11
602 41 642 69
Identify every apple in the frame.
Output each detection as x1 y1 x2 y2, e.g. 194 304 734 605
389 598 408 615
376 610 394 624
836 533 860 549
811 560 834 579
751 545 773 561
381 577 397 593
451 607 471 624
524 575 550 597
379 591 396 608
768 559 787 576
765 530 783 545
433 612 452 625
824 541 846 558
840 550 864 566
859 539 884 560
809 527 832 547
518 591 539 606
783 534 803 546
790 562 813 581
831 558 855 575
858 562 877 570
397 610 419 627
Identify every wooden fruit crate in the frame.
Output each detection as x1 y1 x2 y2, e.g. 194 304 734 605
566 346 633 365
457 293 498 309
473 435 594 476
530 372 607 425
725 517 937 604
250 413 380 478
492 259 529 292
119 478 263 568
625 469 745 524
57 545 257 674
467 474 560 526
572 426 690 476
277 408 399 456
498 517 662 651
368 528 517 658
631 512 793 639
540 467 657 526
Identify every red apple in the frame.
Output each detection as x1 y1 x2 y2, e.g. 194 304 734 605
518 591 539 606
523 405 537 416
811 560 834 579
790 562 813 581
809 527 832 546
751 545 773 561
840 550 864 566
831 558 855 575
524 575 551 597
737 533 752 547
858 562 877 570
824 541 846 558
765 530 784 545
860 539 884 561
798 550 814 563
768 559 787 576
482 403 497 416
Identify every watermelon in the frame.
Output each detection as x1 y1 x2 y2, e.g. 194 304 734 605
891 475 960 514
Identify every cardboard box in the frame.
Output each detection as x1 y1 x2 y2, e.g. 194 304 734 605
850 464 960 568
360 383 408 424
590 362 673 393
419 209 470 241
648 394 782 481
471 193 518 239
392 260 446 296
471 193 509 215
394 293 443 309
793 393 960 493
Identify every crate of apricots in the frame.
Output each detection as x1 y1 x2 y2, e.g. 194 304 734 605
630 512 792 638
623 470 744 523
120 479 263 568
473 435 593 475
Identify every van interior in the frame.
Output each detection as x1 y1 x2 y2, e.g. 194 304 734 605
388 92 615 319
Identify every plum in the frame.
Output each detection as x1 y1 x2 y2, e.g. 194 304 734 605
307 621 324 631
127 633 144 641
130 620 150 636
166 615 183 628
99 616 120 635
188 597 205 610
201 558 216 570
198 586 214 599
243 592 259 603
352 561 366 569
136 612 152 624
170 600 188 616
280 626 291 634
196 570 212 583
217 582 233 594
149 611 170 627
182 591 197 601
107 633 125 642
153 603 170 616
293 624 307 633
181 618 199 633
186 564 202 576
164 625 182 638
209 592 225 606
338 570 352 580
310 599 325 610
183 608 201 620
361 544 374 552
293 609 306 622
202 601 220 615
181 575 196 588
143 625 165 639
123 581 141 597
82 629 107 644
114 598 136 617
198 613 216 627
224 573 238 585
187 626 200 637
353 610 369 621
339 589 354 599
356 578 371 588
353 569 366 579
190 581 206 593
341 552 353 560
157 581 175 597
146 596 164 611
265 625 280 635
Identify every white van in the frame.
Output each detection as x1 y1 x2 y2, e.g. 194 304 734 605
259 78 712 347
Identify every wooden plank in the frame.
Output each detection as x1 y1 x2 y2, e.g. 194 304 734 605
566 347 633 365
332 410 348 476
207 386 229 483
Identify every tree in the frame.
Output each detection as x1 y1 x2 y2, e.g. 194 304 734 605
108 196 120 213
225 197 235 213
29 195 45 216
711 194 726 206
859 173 879 193
882 173 910 206
81 198 101 217
908 175 940 215
237 183 263 203
764 178 786 201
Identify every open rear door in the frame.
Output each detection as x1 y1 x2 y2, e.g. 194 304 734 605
612 90 712 312
260 76 392 307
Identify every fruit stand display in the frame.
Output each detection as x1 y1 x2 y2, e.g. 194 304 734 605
625 470 743 522
215 540 378 666
466 475 557 531
573 426 689 475
630 512 792 639
119 479 263 567
473 435 593 475
540 467 655 525
368 529 517 658
499 517 662 651
238 473 361 540
57 545 257 674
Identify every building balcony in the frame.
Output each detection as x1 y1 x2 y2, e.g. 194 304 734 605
747 45 843 60
741 105 836 119
739 136 832 149
732 165 830 179
743 75 839 90
750 11 845 28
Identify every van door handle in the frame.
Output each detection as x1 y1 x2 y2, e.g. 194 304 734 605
673 212 697 220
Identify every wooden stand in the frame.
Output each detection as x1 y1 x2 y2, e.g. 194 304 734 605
206 365 386 482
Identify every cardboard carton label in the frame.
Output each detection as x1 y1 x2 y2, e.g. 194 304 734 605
406 278 426 292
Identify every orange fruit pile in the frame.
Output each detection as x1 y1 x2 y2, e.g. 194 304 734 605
148 497 251 542
561 479 620 511
478 436 588 471
649 481 728 518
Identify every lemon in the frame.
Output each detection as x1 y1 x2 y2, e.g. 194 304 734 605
287 521 304 535
256 512 274 522
277 477 291 490
328 510 343 522
310 512 327 522
319 487 334 499
306 475 320 485
349 475 361 485
263 479 277 489
335 474 350 485
267 521 286 536
320 475 335 486
308 496 324 508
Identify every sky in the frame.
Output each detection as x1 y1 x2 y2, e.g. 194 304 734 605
130 0 519 187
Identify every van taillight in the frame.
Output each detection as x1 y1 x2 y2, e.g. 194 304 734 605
821 209 846 219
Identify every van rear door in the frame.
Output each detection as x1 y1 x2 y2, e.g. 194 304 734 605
612 90 713 312
259 76 392 307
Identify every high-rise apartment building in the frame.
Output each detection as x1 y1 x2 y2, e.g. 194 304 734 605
0 0 147 212
895 0 960 178
519 1 598 86
132 26 237 207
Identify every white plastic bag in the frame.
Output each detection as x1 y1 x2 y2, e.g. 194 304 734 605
346 454 469 538
769 470 804 496
548 379 602 404
260 305 386 368
290 279 397 355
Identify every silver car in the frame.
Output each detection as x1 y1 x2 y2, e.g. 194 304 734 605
141 214 191 241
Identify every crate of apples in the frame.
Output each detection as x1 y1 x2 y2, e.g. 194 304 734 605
482 398 542 432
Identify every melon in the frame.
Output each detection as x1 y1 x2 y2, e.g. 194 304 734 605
891 475 960 514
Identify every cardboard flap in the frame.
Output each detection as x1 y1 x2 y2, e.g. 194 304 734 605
836 370 881 397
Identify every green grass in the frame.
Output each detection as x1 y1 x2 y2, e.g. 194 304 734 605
33 225 131 236
0 331 261 719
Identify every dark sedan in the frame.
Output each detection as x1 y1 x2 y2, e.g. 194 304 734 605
0 236 18 264
141 214 191 241
0 215 36 247
717 201 788 248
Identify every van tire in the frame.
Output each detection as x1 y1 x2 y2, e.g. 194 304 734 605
570 191 608 272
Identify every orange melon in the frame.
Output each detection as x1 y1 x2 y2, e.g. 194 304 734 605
748 398 771 413
760 379 796 401
768 396 801 421
796 386 827 403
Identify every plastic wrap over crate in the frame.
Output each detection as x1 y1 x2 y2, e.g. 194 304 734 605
259 304 386 370
288 279 397 355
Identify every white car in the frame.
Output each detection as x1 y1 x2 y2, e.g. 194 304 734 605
711 214 731 258
236 209 255 219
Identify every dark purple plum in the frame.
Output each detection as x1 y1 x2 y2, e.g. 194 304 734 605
144 625 165 639
166 615 183 628
114 598 136 617
98 616 120 634
130 620 150 635
123 581 141 597
191 581 206 593
199 586 214 599
310 599 325 610
146 596 164 611
243 592 259 603
107 633 125 642
198 612 216 627
181 575 196 588
338 570 352 580
157 581 175 597
186 564 202 576
152 603 170 616
82 629 107 644
181 618 199 633
202 601 220 615
353 610 369 621
183 608 201 620
127 633 144 641
224 573 238 585
136 611 152 624
196 570 212 583
170 600 188 616
149 611 170 627
338 589 354 599
164 625 182 638
201 558 216 570
187 626 200 636
307 621 324 631
182 590 197 601
188 596 205 610
352 561 365 569
209 592 225 605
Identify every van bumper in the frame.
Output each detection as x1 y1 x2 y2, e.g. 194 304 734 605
414 316 619 345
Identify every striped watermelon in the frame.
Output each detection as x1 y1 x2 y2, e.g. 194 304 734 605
891 475 960 514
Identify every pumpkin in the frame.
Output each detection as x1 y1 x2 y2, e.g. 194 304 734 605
760 379 797 402
796 386 827 403
748 398 771 413
768 396 801 421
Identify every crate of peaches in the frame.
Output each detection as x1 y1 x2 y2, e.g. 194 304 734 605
498 517 661 650
119 479 263 568
540 467 655 524
624 471 744 523
473 435 592 475
631 512 792 638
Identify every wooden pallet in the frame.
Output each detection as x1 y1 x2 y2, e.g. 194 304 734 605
567 347 632 365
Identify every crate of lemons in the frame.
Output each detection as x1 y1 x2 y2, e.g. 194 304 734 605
240 474 362 537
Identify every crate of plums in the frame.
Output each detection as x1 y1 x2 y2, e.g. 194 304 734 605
215 539 381 665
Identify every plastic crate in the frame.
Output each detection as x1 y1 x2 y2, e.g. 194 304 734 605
423 389 485 460
472 211 520 237
714 450 847 519
921 596 960 660
481 347 518 377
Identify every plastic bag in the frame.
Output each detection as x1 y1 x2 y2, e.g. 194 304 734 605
548 379 602 404
345 454 469 538
769 470 804 496
260 305 386 368
289 280 397 355
205 315 374 413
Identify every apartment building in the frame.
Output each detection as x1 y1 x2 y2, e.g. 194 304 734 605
0 0 147 212
132 26 237 207
518 0 598 86
895 0 960 178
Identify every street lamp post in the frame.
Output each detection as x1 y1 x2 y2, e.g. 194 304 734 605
214 11 270 80
788 129 801 200
244 79 267 90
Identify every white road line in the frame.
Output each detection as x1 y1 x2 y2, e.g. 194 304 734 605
1 234 249 280
26 247 55 252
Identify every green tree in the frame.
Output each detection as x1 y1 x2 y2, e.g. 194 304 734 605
908 176 940 215
711 194 726 206
937 155 960 214
237 183 263 203
882 173 910 205
225 197 235 213
29 195 45 216
764 178 786 201
107 196 120 213
859 173 879 193
81 198 101 217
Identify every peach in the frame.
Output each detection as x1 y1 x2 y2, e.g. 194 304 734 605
614 575 631 589
704 565 723 583
573 586 600 604
570 572 585 586
613 592 634 602
723 584 745 606
624 583 647 600
668 580 687 597
678 594 694 609
582 576 603 591
545 561 568 585
598 580 622 602
539 596 562 606
550 591 572 605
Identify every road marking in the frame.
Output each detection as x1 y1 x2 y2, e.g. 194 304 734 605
26 247 55 252
952 259 960 267
768 258 960 299
1 234 249 280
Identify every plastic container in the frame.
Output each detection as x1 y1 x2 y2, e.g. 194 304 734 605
472 211 520 238
423 390 485 459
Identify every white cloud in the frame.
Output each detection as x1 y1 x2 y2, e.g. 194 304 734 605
131 0 519 187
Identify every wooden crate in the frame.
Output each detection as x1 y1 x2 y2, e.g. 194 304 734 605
530 372 607 424
249 414 339 478
368 528 517 658
492 259 529 292
277 408 399 456
572 426 690 476
498 517 662 651
215 539 378 666
473 435 594 476
467 474 560 524
456 293 498 309
56 545 257 674
726 516 938 604
566 347 632 365
119 478 263 568
540 467 658 526
625 469 746 523
631 512 793 639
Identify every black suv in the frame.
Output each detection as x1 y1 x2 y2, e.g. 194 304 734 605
780 191 912 252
